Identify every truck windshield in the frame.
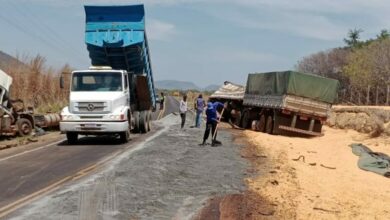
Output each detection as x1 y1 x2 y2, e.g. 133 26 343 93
71 72 123 92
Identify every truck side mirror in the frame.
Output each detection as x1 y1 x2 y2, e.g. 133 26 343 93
60 76 64 89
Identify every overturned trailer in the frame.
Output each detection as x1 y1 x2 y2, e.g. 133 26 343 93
209 81 245 125
211 71 339 136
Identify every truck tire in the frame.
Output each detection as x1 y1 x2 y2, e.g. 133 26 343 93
66 132 78 144
265 115 273 134
119 130 130 143
251 120 258 131
17 118 33 136
241 111 251 129
258 114 266 132
147 111 151 131
133 111 140 133
139 111 147 133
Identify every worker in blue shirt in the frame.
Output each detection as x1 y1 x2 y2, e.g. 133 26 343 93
201 101 225 146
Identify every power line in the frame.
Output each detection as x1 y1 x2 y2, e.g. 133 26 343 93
0 1 87 65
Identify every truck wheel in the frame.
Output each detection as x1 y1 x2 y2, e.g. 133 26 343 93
258 114 266 132
234 111 242 127
119 130 130 143
241 111 251 129
139 111 147 133
147 111 151 131
17 118 33 136
251 120 258 131
133 111 140 133
66 132 78 144
265 115 273 134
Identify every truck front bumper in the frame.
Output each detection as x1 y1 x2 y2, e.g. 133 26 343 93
60 121 129 134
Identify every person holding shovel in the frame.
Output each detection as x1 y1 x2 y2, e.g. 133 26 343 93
201 101 225 146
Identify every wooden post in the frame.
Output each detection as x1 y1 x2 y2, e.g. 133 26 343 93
349 86 353 102
387 85 390 106
375 86 379 106
366 85 370 105
358 90 361 105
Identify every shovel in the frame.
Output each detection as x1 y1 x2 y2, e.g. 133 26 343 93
212 108 225 142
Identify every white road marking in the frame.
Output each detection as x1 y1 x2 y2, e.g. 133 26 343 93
0 139 65 163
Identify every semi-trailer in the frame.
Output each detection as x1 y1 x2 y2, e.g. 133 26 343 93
211 71 339 136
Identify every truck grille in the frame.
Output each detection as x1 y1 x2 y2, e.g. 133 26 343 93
73 102 109 113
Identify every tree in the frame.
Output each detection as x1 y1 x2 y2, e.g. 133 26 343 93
376 29 390 41
296 47 350 87
344 28 363 48
343 38 390 89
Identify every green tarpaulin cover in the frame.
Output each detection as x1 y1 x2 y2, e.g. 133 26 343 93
246 71 339 104
351 143 390 178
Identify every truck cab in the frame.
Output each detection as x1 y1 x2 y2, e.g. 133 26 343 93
60 66 131 144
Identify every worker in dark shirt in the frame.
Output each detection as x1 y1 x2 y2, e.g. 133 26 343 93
201 101 224 146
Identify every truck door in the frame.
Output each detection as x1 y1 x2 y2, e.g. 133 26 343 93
124 73 130 106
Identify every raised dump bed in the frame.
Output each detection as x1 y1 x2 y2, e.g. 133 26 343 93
84 5 156 110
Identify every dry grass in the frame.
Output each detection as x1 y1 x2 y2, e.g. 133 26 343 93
2 55 70 113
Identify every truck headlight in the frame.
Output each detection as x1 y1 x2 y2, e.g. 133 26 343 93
108 114 125 120
61 115 76 121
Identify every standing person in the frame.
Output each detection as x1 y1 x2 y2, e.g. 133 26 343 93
194 94 206 128
157 92 165 119
201 101 224 146
160 92 165 110
179 95 188 129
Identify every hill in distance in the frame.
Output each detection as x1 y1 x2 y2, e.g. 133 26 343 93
0 50 25 71
155 80 219 91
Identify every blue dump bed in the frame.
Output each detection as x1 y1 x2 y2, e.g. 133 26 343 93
84 5 156 110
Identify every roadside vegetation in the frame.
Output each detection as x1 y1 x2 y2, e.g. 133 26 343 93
297 29 390 105
1 54 70 113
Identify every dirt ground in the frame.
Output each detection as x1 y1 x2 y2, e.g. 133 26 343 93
241 125 390 219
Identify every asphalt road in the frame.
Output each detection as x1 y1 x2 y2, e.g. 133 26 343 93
1 96 248 219
9 112 248 220
0 97 179 218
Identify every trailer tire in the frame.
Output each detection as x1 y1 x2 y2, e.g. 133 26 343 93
17 118 33 136
265 115 273 134
139 111 147 133
133 111 140 133
258 114 266 132
147 111 151 131
251 120 258 131
66 132 78 145
241 111 251 129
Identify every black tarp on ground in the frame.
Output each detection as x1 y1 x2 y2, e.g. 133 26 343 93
351 143 390 178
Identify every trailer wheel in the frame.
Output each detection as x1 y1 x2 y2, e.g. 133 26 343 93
241 111 251 129
258 114 266 132
66 132 78 145
251 120 258 131
139 111 147 133
265 115 273 134
133 111 140 133
147 111 151 131
17 118 33 136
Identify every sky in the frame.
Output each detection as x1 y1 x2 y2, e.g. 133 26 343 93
1 0 390 87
